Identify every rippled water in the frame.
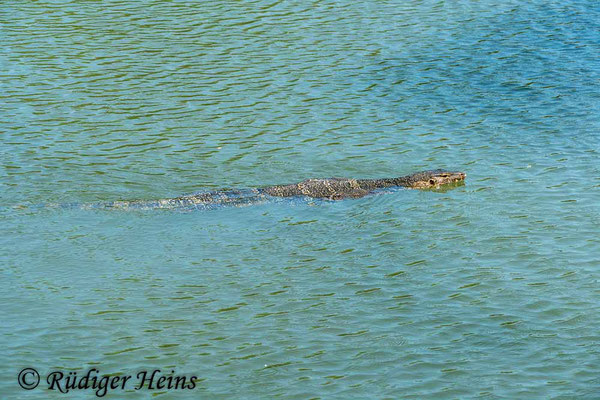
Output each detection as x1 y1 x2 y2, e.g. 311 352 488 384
2 0 600 398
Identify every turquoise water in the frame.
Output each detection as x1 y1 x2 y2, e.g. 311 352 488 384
1 0 600 398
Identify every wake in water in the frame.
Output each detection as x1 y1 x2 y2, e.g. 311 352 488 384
47 189 275 212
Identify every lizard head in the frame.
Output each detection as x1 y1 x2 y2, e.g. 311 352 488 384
406 169 466 189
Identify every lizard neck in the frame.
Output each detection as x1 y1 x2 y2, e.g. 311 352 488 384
359 176 411 189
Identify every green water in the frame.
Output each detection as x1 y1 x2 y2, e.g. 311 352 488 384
1 0 600 398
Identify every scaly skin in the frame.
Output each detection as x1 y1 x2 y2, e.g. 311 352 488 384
98 169 465 210
262 169 466 199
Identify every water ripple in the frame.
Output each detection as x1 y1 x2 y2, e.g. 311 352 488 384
2 0 600 398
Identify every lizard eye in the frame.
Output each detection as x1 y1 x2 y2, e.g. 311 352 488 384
429 179 435 185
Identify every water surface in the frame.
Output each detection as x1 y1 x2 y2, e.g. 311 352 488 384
1 0 599 398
